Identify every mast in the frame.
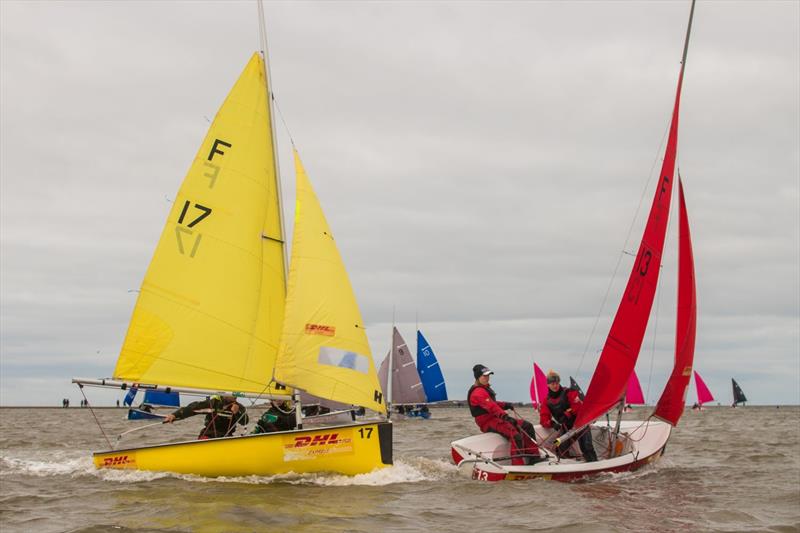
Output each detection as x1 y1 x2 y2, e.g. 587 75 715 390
568 0 698 437
257 0 300 427
256 0 289 281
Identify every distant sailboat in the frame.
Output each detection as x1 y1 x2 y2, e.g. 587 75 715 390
624 370 646 411
127 389 180 420
529 363 547 410
378 327 426 415
731 378 748 407
416 330 448 403
691 371 714 409
569 376 585 400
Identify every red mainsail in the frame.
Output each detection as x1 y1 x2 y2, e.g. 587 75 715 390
653 178 697 425
574 67 688 429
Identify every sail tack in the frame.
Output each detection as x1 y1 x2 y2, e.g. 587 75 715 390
274 151 386 414
114 53 287 394
653 179 697 425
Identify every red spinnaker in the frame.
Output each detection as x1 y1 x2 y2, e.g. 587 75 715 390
653 179 697 425
625 370 646 405
574 71 686 429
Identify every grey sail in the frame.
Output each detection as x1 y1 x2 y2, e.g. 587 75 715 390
378 327 427 405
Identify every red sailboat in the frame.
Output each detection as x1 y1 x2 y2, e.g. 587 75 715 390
691 371 715 409
529 362 547 410
451 0 700 481
623 370 646 412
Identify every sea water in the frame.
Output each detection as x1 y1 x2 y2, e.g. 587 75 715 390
1 406 798 532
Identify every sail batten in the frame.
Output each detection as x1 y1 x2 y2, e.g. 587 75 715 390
113 53 287 395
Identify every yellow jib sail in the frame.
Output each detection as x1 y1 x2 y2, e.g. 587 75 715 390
114 53 288 395
275 151 386 414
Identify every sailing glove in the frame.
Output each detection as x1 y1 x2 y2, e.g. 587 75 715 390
551 420 563 431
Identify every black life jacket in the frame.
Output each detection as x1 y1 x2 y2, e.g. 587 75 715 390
546 387 574 424
468 384 497 417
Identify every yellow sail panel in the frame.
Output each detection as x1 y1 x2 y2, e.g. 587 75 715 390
275 151 386 414
114 53 287 395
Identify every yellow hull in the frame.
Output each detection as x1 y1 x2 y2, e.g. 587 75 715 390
95 420 391 477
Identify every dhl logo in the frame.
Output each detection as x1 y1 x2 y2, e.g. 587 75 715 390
288 433 350 449
305 323 335 336
102 455 134 467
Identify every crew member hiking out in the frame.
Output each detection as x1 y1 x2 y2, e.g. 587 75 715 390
540 370 598 462
468 364 545 466
163 394 248 439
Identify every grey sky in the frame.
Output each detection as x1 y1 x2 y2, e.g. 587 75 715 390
1 1 798 407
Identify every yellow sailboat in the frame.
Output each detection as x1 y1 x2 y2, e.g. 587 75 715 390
74 22 391 476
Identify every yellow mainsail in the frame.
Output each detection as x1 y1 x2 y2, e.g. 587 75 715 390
275 152 387 414
114 53 287 395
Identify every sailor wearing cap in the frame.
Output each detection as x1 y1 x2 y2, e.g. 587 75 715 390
467 364 545 466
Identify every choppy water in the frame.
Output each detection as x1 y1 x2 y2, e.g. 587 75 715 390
1 405 798 532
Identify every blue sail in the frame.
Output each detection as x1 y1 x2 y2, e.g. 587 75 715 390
416 330 448 402
127 390 180 420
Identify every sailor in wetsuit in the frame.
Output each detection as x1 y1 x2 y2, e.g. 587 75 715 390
163 394 248 439
468 364 545 466
539 371 598 462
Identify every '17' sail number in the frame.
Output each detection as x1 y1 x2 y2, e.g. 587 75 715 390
175 201 212 258
358 427 373 439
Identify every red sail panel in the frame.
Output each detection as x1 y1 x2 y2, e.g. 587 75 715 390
694 371 714 405
625 370 646 405
653 179 697 425
575 72 685 430
529 371 538 408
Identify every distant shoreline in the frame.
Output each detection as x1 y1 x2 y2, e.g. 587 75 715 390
0 404 796 409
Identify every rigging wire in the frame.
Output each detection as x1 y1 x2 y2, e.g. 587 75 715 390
77 384 113 450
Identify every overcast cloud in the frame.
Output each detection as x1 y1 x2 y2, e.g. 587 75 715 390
1 1 798 406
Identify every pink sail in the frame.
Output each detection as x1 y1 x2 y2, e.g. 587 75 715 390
694 371 714 405
653 178 697 425
535 363 548 410
626 370 645 405
575 62 686 429
529 369 538 408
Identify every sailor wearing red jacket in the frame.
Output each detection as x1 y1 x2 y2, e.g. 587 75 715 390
468 364 544 466
539 370 598 462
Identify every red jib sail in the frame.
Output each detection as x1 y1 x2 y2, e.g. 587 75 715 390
653 178 697 425
574 69 687 430
529 362 547 409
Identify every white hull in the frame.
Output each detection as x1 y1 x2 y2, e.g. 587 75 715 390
451 419 671 481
